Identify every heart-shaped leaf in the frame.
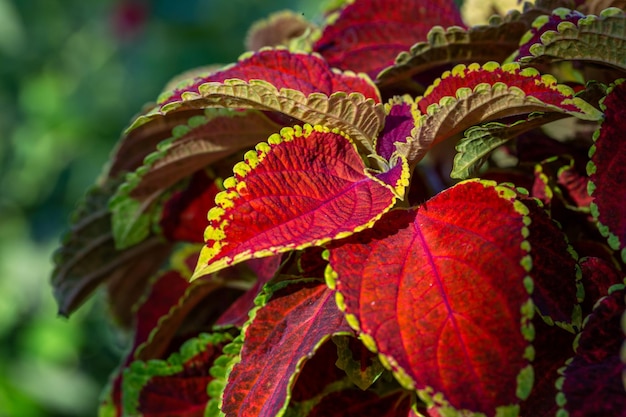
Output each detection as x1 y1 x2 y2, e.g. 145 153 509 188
396 62 603 166
192 124 408 279
122 332 234 417
587 79 626 263
328 179 534 416
556 287 626 416
517 8 626 72
214 279 353 417
313 0 464 79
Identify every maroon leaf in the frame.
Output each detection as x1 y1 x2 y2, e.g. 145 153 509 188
328 180 534 416
313 0 464 79
219 280 353 417
159 170 221 243
123 332 233 417
523 198 583 329
307 390 412 417
193 124 407 279
579 256 624 315
588 79 626 263
557 288 626 416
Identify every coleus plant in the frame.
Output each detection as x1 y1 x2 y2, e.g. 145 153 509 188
52 0 626 416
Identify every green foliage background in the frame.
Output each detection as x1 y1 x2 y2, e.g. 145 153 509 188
0 1 318 415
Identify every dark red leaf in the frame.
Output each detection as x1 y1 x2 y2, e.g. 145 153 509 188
313 0 464 79
220 280 353 417
588 80 626 264
523 198 582 329
329 180 534 416
558 288 626 416
580 256 624 315
123 332 233 417
376 98 416 160
307 390 412 417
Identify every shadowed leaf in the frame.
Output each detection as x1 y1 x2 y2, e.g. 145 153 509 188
123 332 233 417
328 180 534 416
557 287 626 416
587 79 626 263
192 124 408 279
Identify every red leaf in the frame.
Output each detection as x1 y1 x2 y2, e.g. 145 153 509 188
160 170 221 243
328 180 534 416
123 332 233 417
558 288 626 416
221 280 353 417
579 256 624 315
588 80 626 263
523 198 582 329
193 124 407 278
313 0 464 79
159 49 381 107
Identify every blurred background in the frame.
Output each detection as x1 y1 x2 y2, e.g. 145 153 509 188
0 1 319 415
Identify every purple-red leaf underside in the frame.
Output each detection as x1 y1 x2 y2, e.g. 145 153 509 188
376 98 415 161
193 124 406 279
221 279 353 417
313 0 464 79
328 179 533 416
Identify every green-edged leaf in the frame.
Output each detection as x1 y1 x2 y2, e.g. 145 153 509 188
517 7 626 72
579 256 624 315
51 179 170 318
557 287 626 416
217 279 353 417
588 79 626 263
376 11 533 93
452 114 564 179
192 124 408 279
313 0 464 79
110 109 281 249
523 198 583 331
328 179 534 416
396 62 603 166
123 332 233 417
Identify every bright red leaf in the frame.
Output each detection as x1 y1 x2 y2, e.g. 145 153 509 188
193 124 407 279
328 180 534 416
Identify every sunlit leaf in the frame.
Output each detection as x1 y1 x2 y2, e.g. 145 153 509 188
313 0 464 79
557 287 626 416
215 279 353 417
123 332 233 417
396 62 602 166
192 124 408 279
328 179 534 416
517 8 626 71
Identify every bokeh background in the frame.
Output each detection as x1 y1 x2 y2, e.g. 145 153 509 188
0 1 319 415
